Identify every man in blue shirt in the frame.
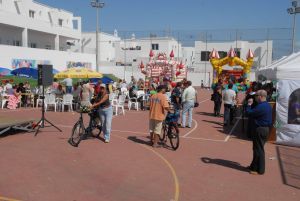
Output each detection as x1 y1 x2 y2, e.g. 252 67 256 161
246 90 272 175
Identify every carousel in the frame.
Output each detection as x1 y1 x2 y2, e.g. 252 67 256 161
139 50 187 88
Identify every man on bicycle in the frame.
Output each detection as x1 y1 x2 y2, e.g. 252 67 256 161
149 85 170 148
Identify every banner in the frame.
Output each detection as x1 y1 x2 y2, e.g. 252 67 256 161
66 61 91 69
11 59 51 69
276 80 300 147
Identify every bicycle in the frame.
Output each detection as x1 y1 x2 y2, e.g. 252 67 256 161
68 106 102 147
160 111 180 150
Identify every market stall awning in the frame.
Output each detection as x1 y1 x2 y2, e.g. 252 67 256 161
54 67 103 79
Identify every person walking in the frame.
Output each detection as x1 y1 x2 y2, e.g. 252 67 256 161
246 90 272 175
92 84 113 143
181 81 196 128
222 83 236 126
211 86 222 117
149 85 170 147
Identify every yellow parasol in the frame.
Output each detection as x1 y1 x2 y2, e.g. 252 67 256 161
54 67 103 79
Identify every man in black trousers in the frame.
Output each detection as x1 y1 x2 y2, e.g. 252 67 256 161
246 90 272 175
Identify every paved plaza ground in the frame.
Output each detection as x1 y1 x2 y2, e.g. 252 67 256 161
0 89 299 201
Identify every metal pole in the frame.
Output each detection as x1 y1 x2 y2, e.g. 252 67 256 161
123 32 126 80
204 31 207 87
266 28 269 66
96 7 99 71
292 12 296 53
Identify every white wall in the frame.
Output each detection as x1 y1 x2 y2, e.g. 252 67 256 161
0 44 95 71
0 0 81 40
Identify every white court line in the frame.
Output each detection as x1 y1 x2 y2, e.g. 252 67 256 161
182 119 198 138
224 115 242 142
183 136 225 142
181 98 209 138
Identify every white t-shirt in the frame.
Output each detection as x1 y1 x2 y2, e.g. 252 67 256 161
222 89 236 105
62 78 73 87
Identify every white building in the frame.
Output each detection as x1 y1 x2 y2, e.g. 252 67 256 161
0 0 95 71
71 30 121 65
183 40 273 86
115 36 183 66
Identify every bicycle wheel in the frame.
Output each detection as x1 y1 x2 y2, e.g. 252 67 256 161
70 121 85 146
159 123 167 142
90 118 102 138
169 125 179 150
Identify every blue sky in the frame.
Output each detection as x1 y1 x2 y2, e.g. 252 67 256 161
37 0 296 31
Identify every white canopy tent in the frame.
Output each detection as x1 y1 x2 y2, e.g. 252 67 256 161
257 51 300 147
257 51 300 80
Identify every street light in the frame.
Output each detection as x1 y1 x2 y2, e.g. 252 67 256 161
287 0 300 53
91 0 105 72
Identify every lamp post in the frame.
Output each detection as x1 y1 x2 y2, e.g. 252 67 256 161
287 0 300 53
91 0 105 72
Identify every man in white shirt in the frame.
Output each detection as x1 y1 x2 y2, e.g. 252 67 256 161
4 80 12 93
181 81 196 128
222 83 236 126
62 76 73 94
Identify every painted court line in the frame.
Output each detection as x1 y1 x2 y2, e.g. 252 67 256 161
112 134 180 201
224 115 242 142
0 196 21 201
182 119 198 138
183 136 226 142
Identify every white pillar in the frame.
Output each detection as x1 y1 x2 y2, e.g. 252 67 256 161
22 28 28 47
55 34 59 50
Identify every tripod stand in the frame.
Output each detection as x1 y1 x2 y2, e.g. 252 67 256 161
35 85 62 136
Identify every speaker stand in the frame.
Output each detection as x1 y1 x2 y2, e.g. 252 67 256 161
35 86 62 136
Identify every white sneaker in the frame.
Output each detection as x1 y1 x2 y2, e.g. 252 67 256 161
105 139 110 143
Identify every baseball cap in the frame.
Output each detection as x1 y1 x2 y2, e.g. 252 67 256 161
100 83 106 88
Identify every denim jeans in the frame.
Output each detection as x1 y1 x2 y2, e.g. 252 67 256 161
66 86 72 94
182 100 194 127
99 105 113 141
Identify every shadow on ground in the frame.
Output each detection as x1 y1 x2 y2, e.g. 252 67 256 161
277 145 300 189
201 157 249 172
196 112 216 117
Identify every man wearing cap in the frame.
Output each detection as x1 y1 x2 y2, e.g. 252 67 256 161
246 89 272 175
149 85 170 147
92 83 113 143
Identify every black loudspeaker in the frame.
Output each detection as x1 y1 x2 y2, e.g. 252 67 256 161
38 64 53 86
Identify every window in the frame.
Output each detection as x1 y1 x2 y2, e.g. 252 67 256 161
151 44 159 50
29 10 35 18
45 45 51 50
218 51 227 58
30 43 37 48
58 19 63 27
136 46 141 50
13 40 21 46
234 48 241 58
201 51 210 61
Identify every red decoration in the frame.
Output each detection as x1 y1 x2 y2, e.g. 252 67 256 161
176 71 181 76
171 82 177 88
149 50 154 57
139 61 144 69
179 61 184 69
170 50 174 58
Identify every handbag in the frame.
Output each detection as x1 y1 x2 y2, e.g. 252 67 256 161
194 102 199 107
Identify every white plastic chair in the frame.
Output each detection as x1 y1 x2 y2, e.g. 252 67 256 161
1 93 9 109
127 93 139 111
114 95 126 115
36 94 44 108
44 94 58 112
62 94 73 112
